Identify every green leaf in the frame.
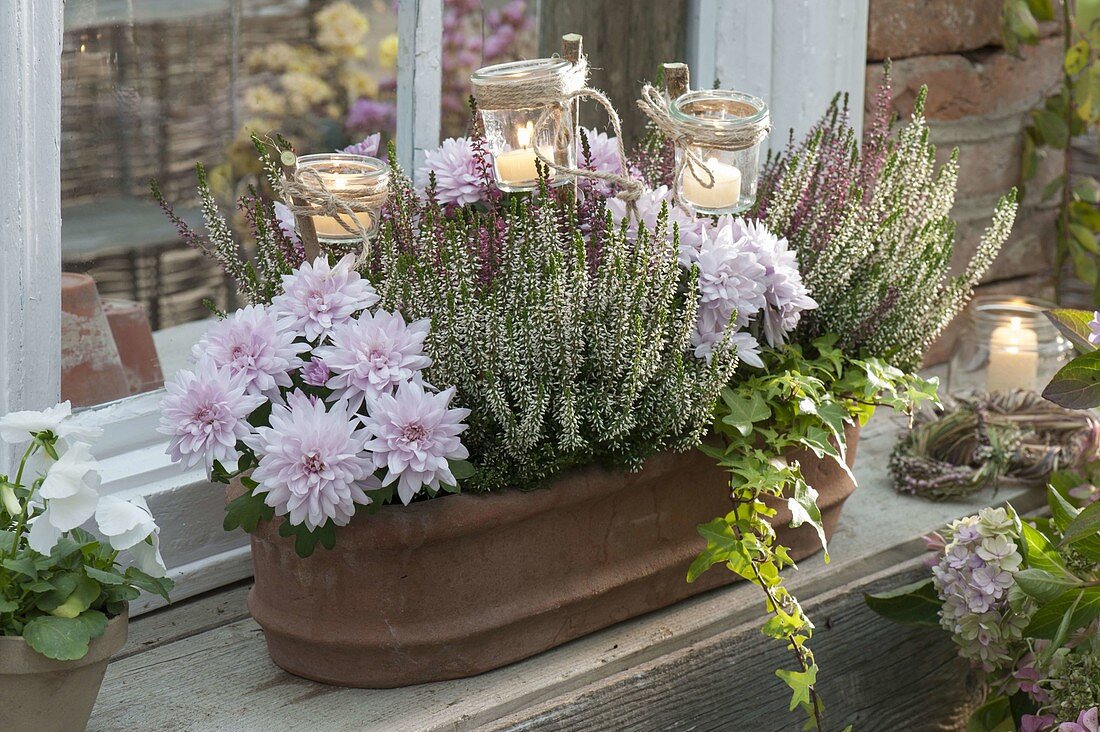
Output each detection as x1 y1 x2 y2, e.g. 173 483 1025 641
223 489 275 533
720 389 772 437
1048 487 1100 560
124 567 173 603
1042 350 1100 409
1033 108 1069 149
1080 0 1100 34
965 694 1014 732
76 609 108 641
688 517 739 582
864 578 942 627
1067 39 1091 75
1 557 38 580
776 663 817 713
1075 62 1100 122
1020 522 1072 576
22 615 94 661
1024 586 1100 638
787 480 829 562
84 566 125 585
50 575 101 619
1014 568 1082 603
1045 309 1098 352
1004 0 1040 46
1061 498 1100 546
0 598 19 613
448 459 476 481
1027 0 1054 21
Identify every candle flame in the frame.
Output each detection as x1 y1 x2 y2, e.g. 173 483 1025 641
517 121 534 149
1010 316 1022 330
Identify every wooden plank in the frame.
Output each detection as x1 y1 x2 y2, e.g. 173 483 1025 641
538 0 688 149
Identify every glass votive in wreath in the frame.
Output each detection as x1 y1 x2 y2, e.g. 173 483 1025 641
471 58 577 192
669 90 769 216
294 153 389 244
946 297 1073 395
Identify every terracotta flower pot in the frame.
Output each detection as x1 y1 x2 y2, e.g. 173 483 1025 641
243 425 859 688
102 298 164 395
61 273 131 408
0 610 128 732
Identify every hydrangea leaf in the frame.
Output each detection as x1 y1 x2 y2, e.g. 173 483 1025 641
1023 586 1100 639
1020 522 1072 577
1044 349 1100 410
864 578 941 627
1044 309 1097 352
1014 568 1081 604
1060 499 1100 547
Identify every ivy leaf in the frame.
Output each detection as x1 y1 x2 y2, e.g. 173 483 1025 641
1024 586 1100 638
1061 499 1100 546
22 615 94 661
223 490 275 533
775 663 817 712
1042 350 1100 409
787 480 829 562
1014 568 1082 603
1032 108 1069 149
720 389 772 437
1066 39 1091 76
687 517 739 582
864 578 942 627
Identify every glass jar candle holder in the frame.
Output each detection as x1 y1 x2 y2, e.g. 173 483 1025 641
471 58 576 192
670 90 769 216
294 153 389 243
947 297 1073 395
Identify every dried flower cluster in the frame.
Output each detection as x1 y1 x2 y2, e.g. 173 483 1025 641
757 75 1018 370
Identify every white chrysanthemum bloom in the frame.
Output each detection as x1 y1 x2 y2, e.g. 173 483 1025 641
0 401 103 445
721 217 817 346
96 495 166 577
159 358 266 470
245 391 378 530
271 254 380 342
606 185 706 259
193 305 308 398
361 382 471 506
314 310 432 411
28 442 101 555
415 137 487 206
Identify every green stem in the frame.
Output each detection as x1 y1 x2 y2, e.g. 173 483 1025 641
8 443 39 558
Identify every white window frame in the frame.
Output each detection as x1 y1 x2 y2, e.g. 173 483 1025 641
2 0 441 614
5 0 866 613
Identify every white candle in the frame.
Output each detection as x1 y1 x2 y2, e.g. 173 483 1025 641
311 171 372 239
681 157 742 211
986 316 1038 392
494 121 555 187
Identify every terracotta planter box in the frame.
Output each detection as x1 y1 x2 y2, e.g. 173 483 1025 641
0 610 127 732
244 425 860 688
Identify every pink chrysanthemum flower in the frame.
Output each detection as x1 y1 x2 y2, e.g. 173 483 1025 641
159 358 265 470
415 137 487 206
314 310 432 411
301 357 331 387
192 305 307 397
342 133 381 158
273 202 301 246
271 254 379 342
361 382 471 505
607 185 706 259
245 391 378 530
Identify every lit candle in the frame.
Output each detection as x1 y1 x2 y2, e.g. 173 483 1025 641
310 172 372 240
986 316 1039 392
681 157 742 211
493 122 555 188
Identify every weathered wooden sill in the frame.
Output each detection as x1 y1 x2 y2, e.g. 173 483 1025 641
88 417 1038 731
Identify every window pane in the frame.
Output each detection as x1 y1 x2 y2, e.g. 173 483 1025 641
439 0 538 140
60 0 401 408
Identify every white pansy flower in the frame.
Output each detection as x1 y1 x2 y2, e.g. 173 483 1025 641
96 495 166 578
27 442 101 555
0 401 102 444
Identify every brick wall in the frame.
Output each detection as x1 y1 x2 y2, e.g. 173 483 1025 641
865 0 1064 365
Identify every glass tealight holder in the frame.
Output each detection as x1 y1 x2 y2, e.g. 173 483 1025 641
946 297 1073 395
670 90 769 216
295 153 389 243
471 58 576 192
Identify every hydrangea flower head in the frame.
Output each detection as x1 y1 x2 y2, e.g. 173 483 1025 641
314 310 432 410
1061 708 1100 732
416 137 488 206
361 382 471 505
159 358 265 470
193 304 307 397
271 254 379 342
245 391 378 530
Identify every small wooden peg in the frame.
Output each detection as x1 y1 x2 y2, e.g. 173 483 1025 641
663 62 690 101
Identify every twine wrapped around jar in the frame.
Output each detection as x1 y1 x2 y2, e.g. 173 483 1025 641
636 83 771 202
280 164 389 264
473 54 644 211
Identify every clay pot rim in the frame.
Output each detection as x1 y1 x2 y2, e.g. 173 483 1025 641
244 424 860 551
0 608 128 675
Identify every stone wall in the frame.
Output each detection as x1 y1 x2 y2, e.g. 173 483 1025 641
865 0 1064 365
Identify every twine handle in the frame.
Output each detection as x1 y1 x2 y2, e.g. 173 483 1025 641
278 150 320 262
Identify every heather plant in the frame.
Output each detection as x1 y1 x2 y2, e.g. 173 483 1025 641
756 75 1018 371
